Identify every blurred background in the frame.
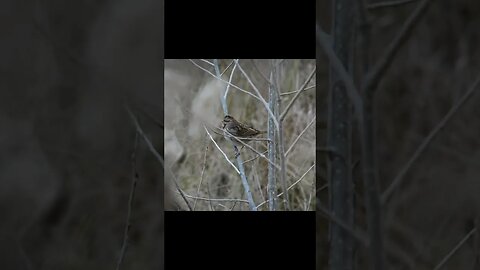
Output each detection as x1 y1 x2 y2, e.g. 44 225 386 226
0 0 163 269
164 59 316 211
317 0 480 269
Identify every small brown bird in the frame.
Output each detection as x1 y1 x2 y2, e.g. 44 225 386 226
221 115 266 148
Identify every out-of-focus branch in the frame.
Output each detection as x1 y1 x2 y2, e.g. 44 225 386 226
368 0 417 10
317 200 369 246
116 132 139 270
316 25 364 115
433 228 477 270
362 0 433 94
382 76 480 204
126 106 193 211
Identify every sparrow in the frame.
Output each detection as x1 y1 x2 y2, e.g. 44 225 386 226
221 115 266 148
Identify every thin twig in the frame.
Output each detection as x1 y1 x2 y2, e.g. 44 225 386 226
251 59 273 86
135 106 164 129
317 183 328 193
382 77 480 204
181 193 249 204
116 132 139 270
189 59 262 102
433 228 477 270
257 163 315 208
243 150 268 164
280 85 316 96
204 126 240 175
229 202 238 211
279 163 314 198
252 167 266 203
306 189 313 211
223 129 281 170
279 67 316 121
200 59 214 66
193 136 209 210
126 106 193 211
285 116 316 156
223 59 237 106
474 218 480 267
234 60 280 131
317 200 370 246
220 60 235 77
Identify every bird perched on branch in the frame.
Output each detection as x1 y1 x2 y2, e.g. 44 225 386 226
221 115 266 148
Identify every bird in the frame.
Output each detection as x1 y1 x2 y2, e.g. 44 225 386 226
221 115 266 148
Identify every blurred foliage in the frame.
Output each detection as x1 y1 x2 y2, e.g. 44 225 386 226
0 0 163 269
317 0 480 269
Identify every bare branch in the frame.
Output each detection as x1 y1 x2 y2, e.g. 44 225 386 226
189 59 262 102
126 106 192 211
234 60 280 131
193 137 209 210
216 60 257 211
242 150 268 164
220 60 235 76
182 193 249 204
223 129 281 170
223 60 237 106
199 59 214 66
204 126 240 175
280 67 316 121
116 132 139 270
280 85 316 96
285 116 316 157
251 59 273 86
257 163 315 209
